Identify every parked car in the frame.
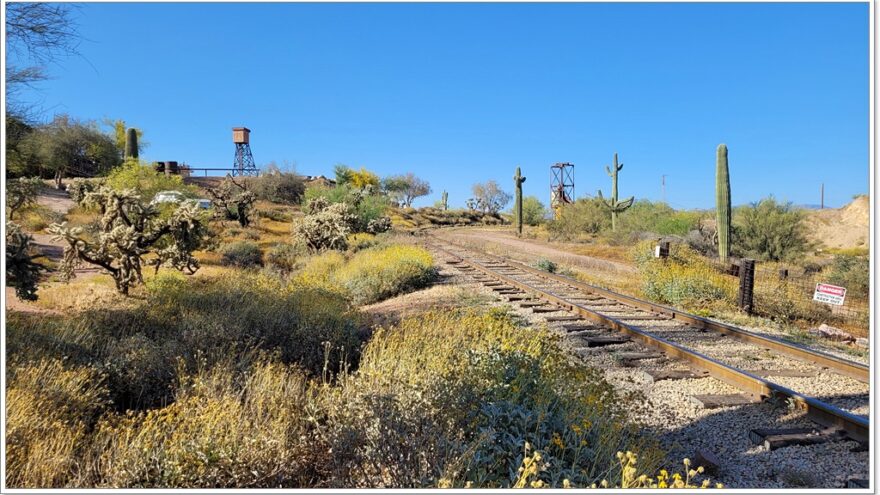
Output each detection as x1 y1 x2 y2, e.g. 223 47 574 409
150 191 212 209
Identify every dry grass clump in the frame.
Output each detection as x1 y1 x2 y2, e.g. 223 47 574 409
632 240 736 313
295 244 437 305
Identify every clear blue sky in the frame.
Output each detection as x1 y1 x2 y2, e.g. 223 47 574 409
10 2 870 209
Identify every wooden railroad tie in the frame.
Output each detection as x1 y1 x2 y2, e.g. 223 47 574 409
490 286 515 292
561 324 598 332
532 306 563 313
641 369 710 383
519 301 549 308
497 290 522 295
749 427 846 450
545 315 583 322
483 281 503 287
582 336 631 347
689 393 761 409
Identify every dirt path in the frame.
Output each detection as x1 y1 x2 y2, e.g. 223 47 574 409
436 228 636 274
37 186 76 216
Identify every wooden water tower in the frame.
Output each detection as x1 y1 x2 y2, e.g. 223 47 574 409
232 126 258 176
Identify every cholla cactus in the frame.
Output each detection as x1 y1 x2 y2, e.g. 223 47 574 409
48 187 207 294
207 175 256 227
367 216 392 234
5 221 45 300
66 178 104 204
6 177 43 220
292 200 353 252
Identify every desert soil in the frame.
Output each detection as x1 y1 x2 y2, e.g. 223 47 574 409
803 195 869 250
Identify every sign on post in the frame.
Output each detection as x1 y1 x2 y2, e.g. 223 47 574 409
813 283 847 306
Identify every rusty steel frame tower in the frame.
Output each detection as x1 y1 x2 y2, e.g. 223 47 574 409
232 127 258 176
550 162 574 218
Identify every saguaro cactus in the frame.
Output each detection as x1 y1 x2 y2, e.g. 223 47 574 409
716 144 731 263
597 153 634 231
441 190 448 210
513 167 527 236
125 128 138 160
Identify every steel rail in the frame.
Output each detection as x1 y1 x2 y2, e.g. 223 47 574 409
432 241 870 444
435 237 869 383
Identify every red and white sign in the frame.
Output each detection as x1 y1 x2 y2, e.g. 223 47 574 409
813 283 847 306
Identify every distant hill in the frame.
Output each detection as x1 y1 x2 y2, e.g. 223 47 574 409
802 195 869 251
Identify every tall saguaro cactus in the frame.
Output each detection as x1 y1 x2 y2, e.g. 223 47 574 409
597 153 634 231
125 128 138 160
513 167 527 236
716 144 731 263
441 190 448 210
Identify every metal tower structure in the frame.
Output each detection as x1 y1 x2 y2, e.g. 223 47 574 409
232 127 258 176
550 162 575 218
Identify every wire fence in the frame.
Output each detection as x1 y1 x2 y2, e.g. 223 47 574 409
704 256 869 334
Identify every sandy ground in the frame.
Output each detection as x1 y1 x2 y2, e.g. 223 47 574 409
803 195 869 250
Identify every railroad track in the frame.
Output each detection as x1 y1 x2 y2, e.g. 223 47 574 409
428 238 870 454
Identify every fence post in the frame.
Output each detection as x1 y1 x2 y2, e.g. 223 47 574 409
737 259 756 314
778 268 788 280
655 240 670 259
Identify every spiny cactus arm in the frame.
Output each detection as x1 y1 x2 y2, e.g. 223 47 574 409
617 162 624 171
614 196 635 211
605 165 613 177
48 222 119 280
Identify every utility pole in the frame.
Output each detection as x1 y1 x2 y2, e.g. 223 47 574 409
820 183 824 209
661 174 667 204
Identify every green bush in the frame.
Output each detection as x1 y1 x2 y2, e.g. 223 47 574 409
733 197 812 261
303 184 390 233
521 196 548 226
105 159 196 201
824 255 869 299
220 241 263 268
547 198 610 240
617 200 702 236
266 242 302 274
251 169 305 205
533 258 557 273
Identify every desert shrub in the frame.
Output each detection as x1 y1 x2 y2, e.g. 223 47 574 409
617 201 702 236
6 359 109 488
547 198 610 241
6 176 43 220
533 258 557 273
733 197 811 261
295 245 436 305
105 159 195 201
7 272 362 411
293 198 353 252
335 245 436 304
632 240 736 311
66 178 104 204
6 221 45 300
303 184 390 233
256 207 293 222
316 310 659 488
753 278 831 324
347 232 378 252
824 255 869 299
266 242 302 274
220 241 263 268
521 196 548 226
88 359 326 488
251 169 305 205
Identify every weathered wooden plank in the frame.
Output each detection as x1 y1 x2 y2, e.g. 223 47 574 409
519 301 549 308
762 428 845 450
690 393 760 409
583 336 631 347
641 369 709 383
749 427 816 445
532 307 563 313
561 324 597 332
545 316 582 322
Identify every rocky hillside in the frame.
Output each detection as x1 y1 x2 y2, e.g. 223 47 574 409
803 195 869 250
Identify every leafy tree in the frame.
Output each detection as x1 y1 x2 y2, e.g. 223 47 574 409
105 159 192 201
6 3 79 118
617 200 702 236
334 164 355 185
469 180 511 214
48 187 207 294
19 115 121 188
733 197 812 261
6 177 43 220
5 114 39 177
351 167 380 190
520 196 547 226
382 173 432 207
207 175 257 227
5 221 45 300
